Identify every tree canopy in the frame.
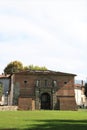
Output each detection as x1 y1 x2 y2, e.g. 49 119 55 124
4 61 23 74
4 61 48 74
24 64 47 71
84 83 87 97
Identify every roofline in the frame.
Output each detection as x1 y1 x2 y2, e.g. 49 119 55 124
12 70 76 76
0 74 11 79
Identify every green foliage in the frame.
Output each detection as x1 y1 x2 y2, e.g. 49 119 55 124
24 64 48 71
0 111 87 129
84 83 87 97
4 61 48 74
4 61 23 74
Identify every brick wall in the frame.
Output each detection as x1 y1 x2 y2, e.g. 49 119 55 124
18 98 33 110
59 97 77 110
13 71 76 110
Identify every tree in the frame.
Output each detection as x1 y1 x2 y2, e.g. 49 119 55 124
4 61 23 74
24 64 48 71
4 61 48 74
84 83 87 97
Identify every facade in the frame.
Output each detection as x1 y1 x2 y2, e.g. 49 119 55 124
9 70 77 110
0 74 10 105
74 83 87 108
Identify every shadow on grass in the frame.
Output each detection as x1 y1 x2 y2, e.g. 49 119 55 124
2 119 87 130
24 119 87 130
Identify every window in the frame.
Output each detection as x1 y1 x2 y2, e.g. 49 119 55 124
24 80 27 84
52 80 57 87
36 80 40 87
45 80 47 87
24 80 27 87
64 82 67 84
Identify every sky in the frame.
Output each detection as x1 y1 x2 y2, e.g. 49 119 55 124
0 0 87 80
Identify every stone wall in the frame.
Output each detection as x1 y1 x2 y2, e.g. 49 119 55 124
0 106 18 111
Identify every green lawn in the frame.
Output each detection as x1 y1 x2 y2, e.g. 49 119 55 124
0 110 87 130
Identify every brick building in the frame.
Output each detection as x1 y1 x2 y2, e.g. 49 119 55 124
8 70 77 110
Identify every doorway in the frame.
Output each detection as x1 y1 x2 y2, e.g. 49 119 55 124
41 93 51 110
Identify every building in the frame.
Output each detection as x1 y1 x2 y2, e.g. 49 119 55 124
74 82 87 108
8 70 77 110
0 74 10 105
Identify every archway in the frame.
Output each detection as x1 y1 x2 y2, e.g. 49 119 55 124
41 93 51 110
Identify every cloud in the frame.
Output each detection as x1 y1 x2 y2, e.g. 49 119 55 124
0 0 87 80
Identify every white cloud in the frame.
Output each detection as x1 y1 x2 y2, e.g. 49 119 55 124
0 0 87 80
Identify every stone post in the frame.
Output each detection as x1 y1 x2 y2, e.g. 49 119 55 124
52 89 57 110
35 88 40 110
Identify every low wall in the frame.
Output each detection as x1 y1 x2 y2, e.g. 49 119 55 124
0 106 18 111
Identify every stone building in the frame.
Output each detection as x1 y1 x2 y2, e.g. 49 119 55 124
9 70 77 110
74 83 87 108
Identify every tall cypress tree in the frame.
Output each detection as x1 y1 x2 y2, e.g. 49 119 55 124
84 83 87 97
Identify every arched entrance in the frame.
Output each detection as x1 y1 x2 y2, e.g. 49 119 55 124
41 93 51 110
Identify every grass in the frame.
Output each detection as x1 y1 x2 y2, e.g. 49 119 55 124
0 110 87 129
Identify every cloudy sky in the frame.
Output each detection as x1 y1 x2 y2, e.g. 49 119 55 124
0 0 87 80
